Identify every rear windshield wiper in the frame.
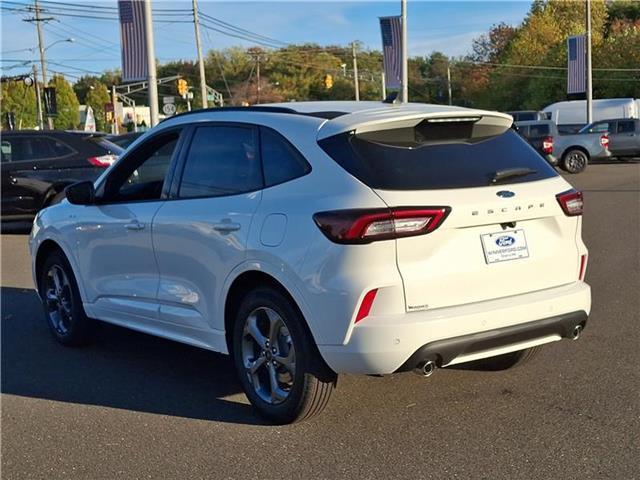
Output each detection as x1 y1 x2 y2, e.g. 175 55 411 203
491 167 537 185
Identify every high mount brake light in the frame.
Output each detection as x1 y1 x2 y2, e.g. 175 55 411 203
87 154 118 167
542 136 554 154
313 207 451 244
556 189 583 216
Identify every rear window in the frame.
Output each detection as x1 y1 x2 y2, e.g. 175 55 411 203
529 124 550 137
319 126 557 190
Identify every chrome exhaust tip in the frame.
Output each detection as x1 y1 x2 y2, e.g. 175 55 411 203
571 324 583 341
414 360 436 377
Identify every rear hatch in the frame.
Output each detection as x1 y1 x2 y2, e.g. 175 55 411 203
320 114 581 311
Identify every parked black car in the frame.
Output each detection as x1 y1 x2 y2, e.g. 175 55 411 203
106 131 143 149
1 130 122 224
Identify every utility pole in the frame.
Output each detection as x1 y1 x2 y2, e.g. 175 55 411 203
111 85 118 135
585 0 593 123
192 0 207 109
401 0 408 103
381 71 386 100
256 55 261 104
352 41 360 101
446 63 452 105
143 0 159 127
32 64 44 130
32 0 53 129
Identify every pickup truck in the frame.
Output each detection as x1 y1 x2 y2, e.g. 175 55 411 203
578 118 640 159
515 119 611 173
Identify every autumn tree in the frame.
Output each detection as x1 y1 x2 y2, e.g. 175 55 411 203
0 78 37 129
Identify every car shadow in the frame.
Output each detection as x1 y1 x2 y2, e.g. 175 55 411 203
0 287 269 426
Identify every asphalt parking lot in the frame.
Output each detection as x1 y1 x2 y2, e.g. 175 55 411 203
1 163 639 479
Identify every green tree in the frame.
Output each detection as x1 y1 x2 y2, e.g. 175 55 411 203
85 82 110 132
1 79 37 130
49 74 80 129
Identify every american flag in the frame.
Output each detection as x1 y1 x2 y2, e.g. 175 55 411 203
567 35 586 95
118 0 148 82
380 16 402 89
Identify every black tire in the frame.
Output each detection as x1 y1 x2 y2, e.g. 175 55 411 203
38 250 93 347
562 149 589 173
232 287 336 424
463 346 542 371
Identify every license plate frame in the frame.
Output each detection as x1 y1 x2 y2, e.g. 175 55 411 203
481 229 529 264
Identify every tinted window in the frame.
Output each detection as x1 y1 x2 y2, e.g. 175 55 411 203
260 127 310 186
583 121 612 134
529 124 550 137
179 126 262 198
103 131 180 202
617 120 635 133
0 136 72 162
320 128 557 190
518 112 536 121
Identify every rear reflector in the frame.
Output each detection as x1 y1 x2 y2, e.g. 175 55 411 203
355 289 378 323
313 207 451 244
600 134 609 149
556 189 583 216
87 154 118 167
542 136 554 154
579 254 587 281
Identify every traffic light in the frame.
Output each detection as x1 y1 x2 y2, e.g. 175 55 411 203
177 79 188 97
324 74 333 90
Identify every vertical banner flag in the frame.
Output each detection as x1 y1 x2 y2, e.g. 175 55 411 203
118 0 148 82
567 35 586 95
380 16 402 89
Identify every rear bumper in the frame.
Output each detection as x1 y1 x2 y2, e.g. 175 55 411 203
317 281 591 374
395 310 586 372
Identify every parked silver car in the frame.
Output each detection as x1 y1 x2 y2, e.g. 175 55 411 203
579 118 640 159
516 120 611 173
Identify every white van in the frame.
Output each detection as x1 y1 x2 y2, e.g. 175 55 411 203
543 98 638 133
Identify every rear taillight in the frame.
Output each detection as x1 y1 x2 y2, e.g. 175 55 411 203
542 135 554 154
556 189 583 216
579 254 587 281
313 207 450 244
87 154 117 167
600 134 609 149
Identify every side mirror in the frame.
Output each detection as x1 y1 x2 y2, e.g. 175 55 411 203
65 181 95 205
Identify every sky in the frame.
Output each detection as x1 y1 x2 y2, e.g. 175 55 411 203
1 1 533 82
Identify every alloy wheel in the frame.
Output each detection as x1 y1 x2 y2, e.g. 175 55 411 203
567 151 586 172
240 307 296 405
44 265 73 336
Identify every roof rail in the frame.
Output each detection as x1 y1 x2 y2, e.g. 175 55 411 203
163 105 299 122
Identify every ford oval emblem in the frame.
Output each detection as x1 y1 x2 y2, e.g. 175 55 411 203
496 190 515 198
496 236 516 247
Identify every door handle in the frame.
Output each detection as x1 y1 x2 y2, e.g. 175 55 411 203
124 220 145 231
212 220 241 232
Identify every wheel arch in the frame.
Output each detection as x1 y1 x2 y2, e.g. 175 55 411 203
34 237 86 304
223 269 317 354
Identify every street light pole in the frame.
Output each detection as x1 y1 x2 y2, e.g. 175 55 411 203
585 0 593 123
192 0 208 109
401 0 408 103
143 0 159 127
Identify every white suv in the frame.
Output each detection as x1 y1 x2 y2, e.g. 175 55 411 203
30 101 591 423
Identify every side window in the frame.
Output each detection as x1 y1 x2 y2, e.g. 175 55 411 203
517 125 530 138
617 120 635 134
47 138 75 157
260 127 310 187
102 131 180 203
1 140 13 162
178 125 262 198
588 122 611 133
